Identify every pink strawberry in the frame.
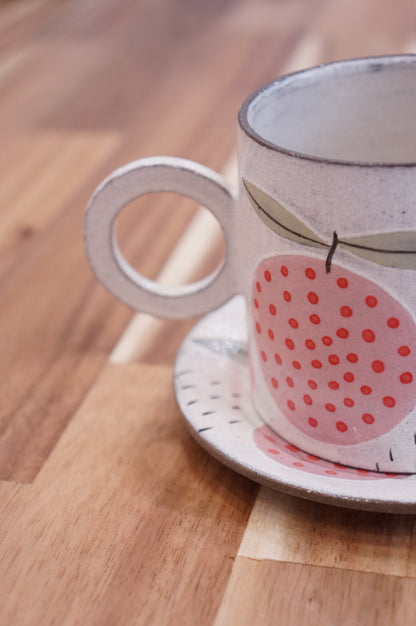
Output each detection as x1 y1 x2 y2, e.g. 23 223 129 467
253 255 416 445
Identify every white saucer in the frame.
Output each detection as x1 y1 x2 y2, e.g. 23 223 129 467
174 296 416 513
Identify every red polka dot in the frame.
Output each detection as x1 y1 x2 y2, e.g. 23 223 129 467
303 394 313 405
293 462 304 468
344 372 354 383
383 396 396 408
309 314 321 325
308 380 317 390
285 338 295 350
362 329 375 343
311 359 322 369
372 360 385 373
268 449 279 455
307 291 319 305
286 377 294 388
336 421 348 432
387 317 400 329
305 267 316 280
328 354 340 365
287 400 295 411
256 281 261 292
346 353 358 363
255 322 261 334
325 469 338 475
322 336 333 346
362 413 375 424
337 277 348 289
325 403 336 412
268 328 274 340
361 385 372 395
261 351 267 362
283 290 291 302
289 318 299 329
307 454 320 461
328 381 339 390
400 372 413 384
269 304 277 316
305 339 316 350
271 377 278 389
340 306 353 317
398 346 411 357
365 295 378 308
308 417 318 427
285 444 299 452
344 397 355 407
254 298 259 309
281 265 288 277
336 328 349 339
264 270 271 281
274 353 282 365
292 361 301 370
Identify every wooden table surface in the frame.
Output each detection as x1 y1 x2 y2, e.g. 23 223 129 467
1 1 416 624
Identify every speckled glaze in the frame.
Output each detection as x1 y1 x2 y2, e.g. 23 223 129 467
85 55 416 473
237 56 416 472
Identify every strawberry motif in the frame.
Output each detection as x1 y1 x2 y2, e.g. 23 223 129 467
245 180 416 446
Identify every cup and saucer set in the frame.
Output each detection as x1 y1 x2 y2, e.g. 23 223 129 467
84 55 416 513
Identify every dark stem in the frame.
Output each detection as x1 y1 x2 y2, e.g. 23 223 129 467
325 231 339 273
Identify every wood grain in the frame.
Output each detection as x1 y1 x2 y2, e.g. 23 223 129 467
0 364 257 626
239 488 416 577
215 558 416 626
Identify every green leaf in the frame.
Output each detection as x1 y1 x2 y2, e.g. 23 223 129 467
243 179 416 270
243 179 327 249
341 232 416 269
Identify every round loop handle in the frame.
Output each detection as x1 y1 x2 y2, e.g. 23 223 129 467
84 156 238 319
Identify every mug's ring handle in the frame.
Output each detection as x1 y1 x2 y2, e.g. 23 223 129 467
84 156 238 319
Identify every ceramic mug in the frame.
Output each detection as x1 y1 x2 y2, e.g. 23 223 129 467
85 55 416 473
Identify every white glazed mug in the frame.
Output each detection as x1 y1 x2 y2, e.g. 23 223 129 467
85 55 416 473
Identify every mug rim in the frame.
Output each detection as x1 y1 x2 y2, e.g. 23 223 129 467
238 54 416 168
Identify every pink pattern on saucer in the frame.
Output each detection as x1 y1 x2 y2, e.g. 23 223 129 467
253 425 405 480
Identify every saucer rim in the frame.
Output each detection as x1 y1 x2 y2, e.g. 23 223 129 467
181 419 414 513
174 295 416 514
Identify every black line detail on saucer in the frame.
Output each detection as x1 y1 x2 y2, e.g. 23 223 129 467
202 411 215 416
376 462 380 472
198 427 213 433
186 400 197 406
175 369 192 377
181 385 195 390
229 420 242 424
232 405 242 410
389 448 394 461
